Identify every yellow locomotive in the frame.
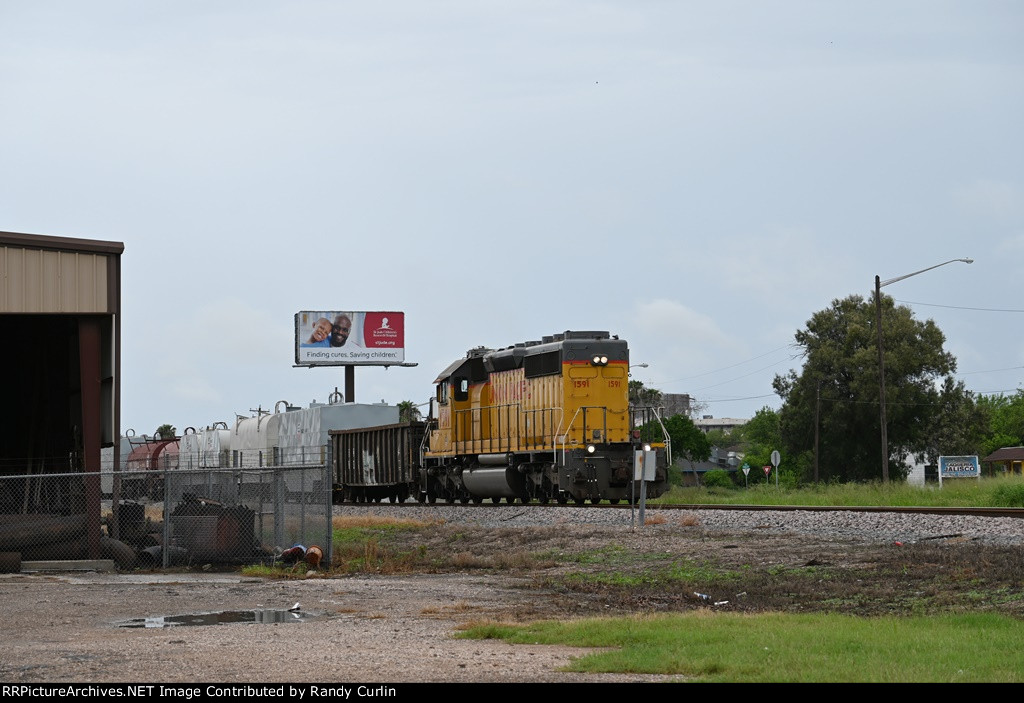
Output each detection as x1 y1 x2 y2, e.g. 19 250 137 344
422 330 670 504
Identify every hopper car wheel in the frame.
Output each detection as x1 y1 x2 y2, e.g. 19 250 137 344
472 496 483 504
446 494 455 504
538 493 549 504
428 493 437 504
491 497 501 505
573 496 586 506
459 495 470 504
506 496 516 504
590 497 601 505
609 498 620 505
418 493 426 504
556 492 568 505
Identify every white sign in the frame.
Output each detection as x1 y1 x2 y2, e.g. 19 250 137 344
633 450 657 481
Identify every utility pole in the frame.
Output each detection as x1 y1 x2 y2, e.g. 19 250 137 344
814 379 821 484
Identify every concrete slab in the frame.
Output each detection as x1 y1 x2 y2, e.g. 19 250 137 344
20 559 116 572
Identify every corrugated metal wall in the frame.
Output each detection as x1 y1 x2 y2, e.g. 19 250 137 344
0 245 111 313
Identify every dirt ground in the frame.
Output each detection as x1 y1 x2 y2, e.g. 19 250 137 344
1 521 1021 683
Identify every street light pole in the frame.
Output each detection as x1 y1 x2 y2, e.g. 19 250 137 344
875 258 973 482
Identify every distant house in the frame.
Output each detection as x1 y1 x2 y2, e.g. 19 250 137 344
694 417 748 434
982 447 1024 476
673 446 742 486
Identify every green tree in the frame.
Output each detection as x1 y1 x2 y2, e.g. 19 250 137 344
664 414 711 469
155 424 176 440
977 390 1024 457
629 380 662 408
731 407 783 478
397 400 422 422
773 294 955 482
920 378 989 464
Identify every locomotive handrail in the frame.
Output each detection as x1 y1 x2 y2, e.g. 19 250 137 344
450 404 566 455
556 405 609 447
629 405 672 465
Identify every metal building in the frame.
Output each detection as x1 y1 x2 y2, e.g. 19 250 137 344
0 230 123 560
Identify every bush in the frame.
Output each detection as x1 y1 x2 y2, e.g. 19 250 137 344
992 482 1024 507
702 470 735 489
668 462 684 486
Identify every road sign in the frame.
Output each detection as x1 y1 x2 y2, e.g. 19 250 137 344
763 465 771 477
771 450 781 468
742 463 750 477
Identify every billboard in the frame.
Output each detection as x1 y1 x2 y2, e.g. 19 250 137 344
294 311 405 367
938 455 980 481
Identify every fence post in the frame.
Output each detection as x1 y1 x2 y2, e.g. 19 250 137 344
162 471 172 568
325 442 333 567
273 468 285 551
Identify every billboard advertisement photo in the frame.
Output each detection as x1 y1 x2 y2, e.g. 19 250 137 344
294 311 405 367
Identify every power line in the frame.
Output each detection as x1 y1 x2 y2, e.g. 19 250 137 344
690 359 792 392
695 393 778 403
655 344 796 387
896 299 1024 313
958 365 1024 376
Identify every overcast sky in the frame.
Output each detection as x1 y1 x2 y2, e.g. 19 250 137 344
3 1 1022 435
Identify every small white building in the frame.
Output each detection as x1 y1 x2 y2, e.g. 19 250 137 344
694 416 748 434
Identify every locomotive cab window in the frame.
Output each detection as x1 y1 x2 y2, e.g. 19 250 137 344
437 383 449 404
453 377 469 402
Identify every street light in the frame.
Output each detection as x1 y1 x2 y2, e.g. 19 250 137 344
875 258 973 482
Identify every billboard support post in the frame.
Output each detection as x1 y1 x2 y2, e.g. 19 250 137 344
345 365 355 403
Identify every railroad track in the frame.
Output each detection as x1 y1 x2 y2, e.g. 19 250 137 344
344 500 1024 519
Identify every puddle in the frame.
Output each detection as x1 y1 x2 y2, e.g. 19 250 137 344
118 609 317 628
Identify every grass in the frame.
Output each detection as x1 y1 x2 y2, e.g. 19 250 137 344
561 557 740 589
654 474 1024 508
242 515 439 578
459 611 1024 682
330 515 438 574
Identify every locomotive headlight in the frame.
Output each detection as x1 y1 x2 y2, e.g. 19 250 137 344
643 444 651 452
590 355 609 366
586 444 596 454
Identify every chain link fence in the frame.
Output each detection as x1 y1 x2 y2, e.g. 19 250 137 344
0 463 332 572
